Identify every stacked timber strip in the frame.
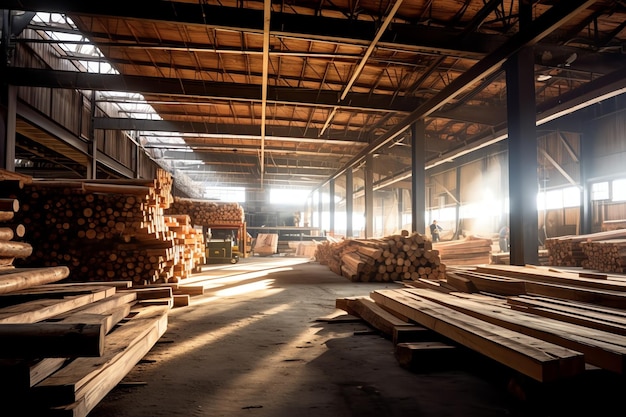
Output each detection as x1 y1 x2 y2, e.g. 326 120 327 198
432 235 492 265
545 229 626 268
165 214 206 279
351 262 626 384
6 169 203 284
602 219 626 231
315 231 445 282
0 267 173 416
166 196 244 225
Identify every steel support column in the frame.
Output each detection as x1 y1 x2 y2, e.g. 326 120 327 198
411 120 426 234
397 188 403 231
365 154 374 238
317 188 323 234
0 85 16 171
580 126 592 235
346 168 353 238
329 179 335 236
506 45 538 265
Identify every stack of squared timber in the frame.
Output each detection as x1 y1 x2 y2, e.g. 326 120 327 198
432 235 493 265
546 229 626 269
315 230 445 282
0 268 171 417
344 263 626 384
165 214 206 278
166 196 245 225
7 169 203 284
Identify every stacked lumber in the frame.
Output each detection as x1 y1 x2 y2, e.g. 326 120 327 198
545 229 626 268
316 231 445 282
165 214 206 279
490 249 550 265
432 235 492 265
0 277 172 416
166 196 244 225
348 262 626 384
253 233 279 256
602 219 626 231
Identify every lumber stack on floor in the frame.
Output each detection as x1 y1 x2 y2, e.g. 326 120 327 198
433 235 493 265
2 170 204 284
316 231 445 282
339 263 626 385
491 249 549 265
545 229 626 268
0 273 172 416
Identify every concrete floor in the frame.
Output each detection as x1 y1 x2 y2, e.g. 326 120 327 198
88 258 624 417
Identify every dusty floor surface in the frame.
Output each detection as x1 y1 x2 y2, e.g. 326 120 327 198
88 258 624 417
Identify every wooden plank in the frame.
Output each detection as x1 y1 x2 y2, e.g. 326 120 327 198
0 357 67 390
506 296 626 336
370 289 585 382
33 305 169 406
406 288 626 374
394 341 461 372
339 297 412 337
0 287 116 324
475 264 626 293
0 321 105 358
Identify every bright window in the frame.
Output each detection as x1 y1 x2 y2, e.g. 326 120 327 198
591 182 609 200
270 188 311 205
204 187 245 202
613 179 626 202
563 186 581 207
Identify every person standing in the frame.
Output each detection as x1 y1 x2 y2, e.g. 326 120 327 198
429 220 443 242
499 225 509 252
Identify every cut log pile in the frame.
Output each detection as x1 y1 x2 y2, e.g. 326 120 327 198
166 196 244 225
337 263 626 385
315 231 446 282
3 169 205 284
580 238 626 274
432 235 492 265
545 229 626 269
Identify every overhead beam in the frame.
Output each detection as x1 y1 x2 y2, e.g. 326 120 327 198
320 0 600 187
7 1 502 58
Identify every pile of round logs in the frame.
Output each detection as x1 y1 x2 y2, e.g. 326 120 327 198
581 238 626 273
7 169 203 284
315 231 446 282
166 197 244 225
545 229 626 268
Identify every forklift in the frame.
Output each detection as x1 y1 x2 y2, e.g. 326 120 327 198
204 226 240 264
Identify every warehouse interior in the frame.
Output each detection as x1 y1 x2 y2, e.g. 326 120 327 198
1 1 626 416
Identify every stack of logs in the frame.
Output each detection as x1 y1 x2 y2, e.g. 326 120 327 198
316 231 445 282
3 169 205 284
166 197 244 225
580 238 626 273
545 229 626 270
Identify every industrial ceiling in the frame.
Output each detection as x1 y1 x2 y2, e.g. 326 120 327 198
3 0 626 196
